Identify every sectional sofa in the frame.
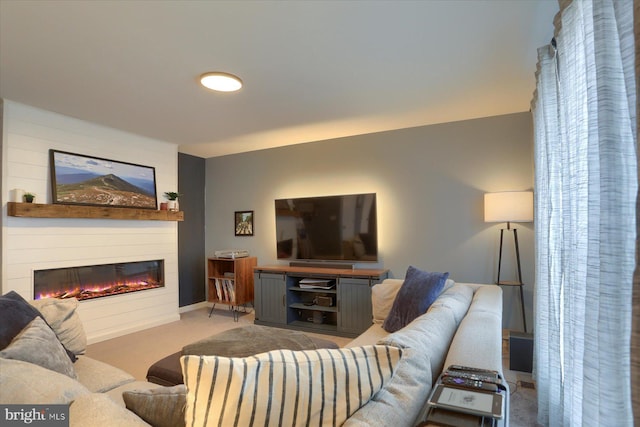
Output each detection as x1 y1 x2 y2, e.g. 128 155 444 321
0 274 506 426
344 279 507 425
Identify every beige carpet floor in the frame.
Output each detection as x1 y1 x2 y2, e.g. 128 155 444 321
86 306 538 426
85 306 352 381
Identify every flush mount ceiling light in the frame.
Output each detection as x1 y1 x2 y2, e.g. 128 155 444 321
200 72 243 92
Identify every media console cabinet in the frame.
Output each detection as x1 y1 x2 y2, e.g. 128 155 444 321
253 265 389 337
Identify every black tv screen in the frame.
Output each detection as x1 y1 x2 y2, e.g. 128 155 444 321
275 193 378 262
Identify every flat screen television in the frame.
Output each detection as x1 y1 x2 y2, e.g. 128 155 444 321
275 193 378 263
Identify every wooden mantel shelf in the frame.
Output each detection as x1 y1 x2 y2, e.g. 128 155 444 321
7 202 184 221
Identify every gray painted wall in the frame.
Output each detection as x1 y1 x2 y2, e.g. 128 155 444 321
178 153 206 307
205 112 534 331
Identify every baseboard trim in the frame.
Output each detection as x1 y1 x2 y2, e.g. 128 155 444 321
86 313 181 345
179 301 209 314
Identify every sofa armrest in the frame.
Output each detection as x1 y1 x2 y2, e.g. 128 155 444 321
443 285 504 375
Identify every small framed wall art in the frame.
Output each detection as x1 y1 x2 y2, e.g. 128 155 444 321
235 211 254 236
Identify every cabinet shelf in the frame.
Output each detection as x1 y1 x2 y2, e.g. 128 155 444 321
288 320 338 333
7 202 184 221
289 303 338 313
209 277 237 304
289 286 337 294
207 257 256 313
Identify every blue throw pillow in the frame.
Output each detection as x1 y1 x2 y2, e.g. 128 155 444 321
382 266 449 333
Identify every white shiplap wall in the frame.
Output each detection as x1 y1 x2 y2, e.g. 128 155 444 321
1 100 180 343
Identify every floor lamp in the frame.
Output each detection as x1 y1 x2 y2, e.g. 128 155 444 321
484 191 533 333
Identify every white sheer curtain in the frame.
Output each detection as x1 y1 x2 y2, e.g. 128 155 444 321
531 1 636 426
634 2 640 422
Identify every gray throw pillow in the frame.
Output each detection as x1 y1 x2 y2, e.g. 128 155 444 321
30 297 87 355
123 385 186 427
0 291 76 362
382 266 449 333
0 316 78 379
0 291 45 349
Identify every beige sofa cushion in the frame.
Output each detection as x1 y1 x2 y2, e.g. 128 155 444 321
0 358 89 404
74 355 136 393
30 297 87 355
371 280 403 324
69 393 150 427
345 323 389 348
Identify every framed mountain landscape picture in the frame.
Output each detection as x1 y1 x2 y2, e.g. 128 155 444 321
50 150 158 209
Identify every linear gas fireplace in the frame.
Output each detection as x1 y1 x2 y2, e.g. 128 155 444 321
34 260 164 301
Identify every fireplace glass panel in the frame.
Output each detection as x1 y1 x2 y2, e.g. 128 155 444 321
34 260 164 301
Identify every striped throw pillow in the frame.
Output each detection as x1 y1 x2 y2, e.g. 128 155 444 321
180 345 403 427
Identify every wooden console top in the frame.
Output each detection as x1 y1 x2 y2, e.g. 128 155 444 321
254 265 388 278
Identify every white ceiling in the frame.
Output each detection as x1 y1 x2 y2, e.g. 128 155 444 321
0 1 558 158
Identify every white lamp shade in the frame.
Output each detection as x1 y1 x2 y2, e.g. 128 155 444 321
484 191 533 223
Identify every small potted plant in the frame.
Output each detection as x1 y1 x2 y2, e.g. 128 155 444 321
163 192 181 212
23 192 35 203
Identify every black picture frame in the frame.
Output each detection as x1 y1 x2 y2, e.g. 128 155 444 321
235 211 254 236
49 150 158 209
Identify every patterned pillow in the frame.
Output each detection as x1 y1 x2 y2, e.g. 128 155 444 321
180 345 403 427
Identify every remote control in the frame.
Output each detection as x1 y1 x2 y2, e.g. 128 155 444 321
443 370 497 383
441 376 499 392
448 365 499 376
